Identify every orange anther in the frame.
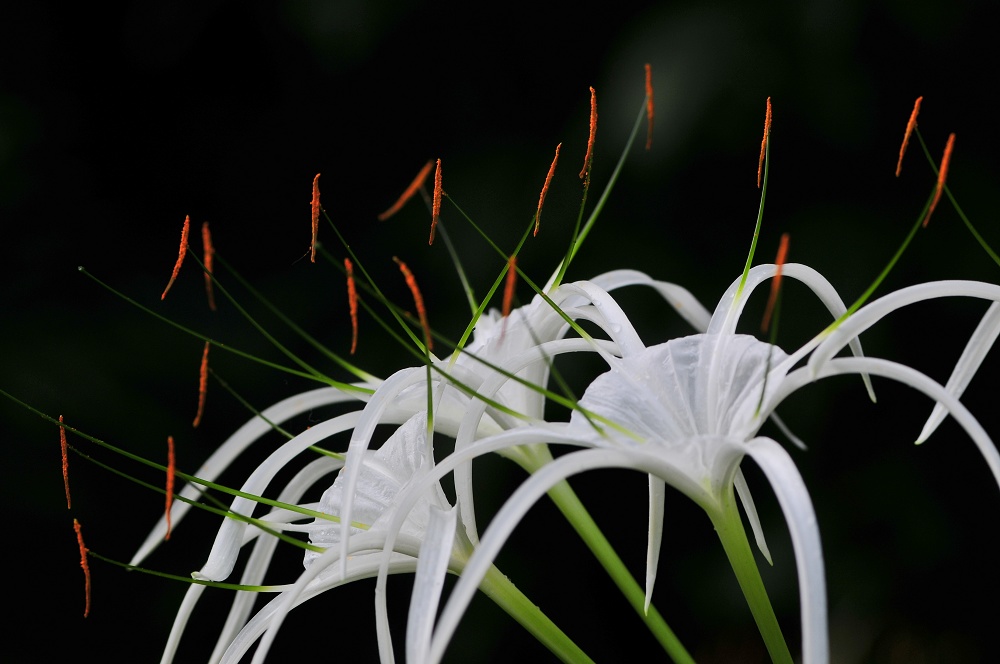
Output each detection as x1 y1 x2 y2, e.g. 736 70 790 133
896 96 923 177
59 415 71 509
310 173 321 263
345 258 359 354
535 143 561 236
378 160 434 221
761 232 789 333
644 64 654 151
502 255 517 319
192 342 210 428
394 257 432 352
73 519 91 618
924 132 955 228
165 435 176 541
758 97 772 189
429 159 443 245
579 87 597 179
201 221 217 311
161 215 191 300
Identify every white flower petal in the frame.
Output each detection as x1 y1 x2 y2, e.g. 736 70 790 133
407 505 459 664
743 438 828 664
645 474 665 613
734 468 772 565
917 301 1000 443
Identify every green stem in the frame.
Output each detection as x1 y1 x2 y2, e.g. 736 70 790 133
479 564 595 664
710 491 793 664
544 478 696 664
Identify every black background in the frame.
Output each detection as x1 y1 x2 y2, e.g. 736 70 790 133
3 1 999 662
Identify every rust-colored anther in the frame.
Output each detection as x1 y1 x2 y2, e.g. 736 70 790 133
924 133 955 228
502 255 518 319
758 97 772 189
761 232 789 334
192 342 210 428
59 415 71 509
378 160 434 221
73 519 91 618
345 258 359 354
644 63 654 151
535 143 561 236
896 96 923 177
429 159 443 245
579 87 597 179
165 435 176 541
201 221 217 311
161 215 191 300
394 257 432 352
310 173 321 263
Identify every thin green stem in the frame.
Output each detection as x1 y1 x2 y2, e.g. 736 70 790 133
711 490 793 664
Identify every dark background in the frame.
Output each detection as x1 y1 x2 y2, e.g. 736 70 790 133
2 1 999 662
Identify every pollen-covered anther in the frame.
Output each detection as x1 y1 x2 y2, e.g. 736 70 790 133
644 63 654 151
896 96 923 177
579 87 597 180
345 258 359 354
161 215 191 300
310 173 321 263
429 159 443 245
535 144 561 236
378 160 433 221
394 257 433 351
59 415 71 509
758 97 772 188
924 132 955 228
73 519 91 618
192 342 210 428
201 221 217 311
502 256 518 319
761 232 789 333
165 435 176 540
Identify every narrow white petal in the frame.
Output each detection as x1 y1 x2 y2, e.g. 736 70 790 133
645 474 665 613
917 301 1000 443
589 268 712 332
407 505 459 664
743 438 828 664
734 468 772 565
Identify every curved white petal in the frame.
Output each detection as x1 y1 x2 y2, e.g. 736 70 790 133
917 301 1000 443
589 268 712 332
407 505 459 664
743 437 828 664
645 474 665 613
734 468 772 565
